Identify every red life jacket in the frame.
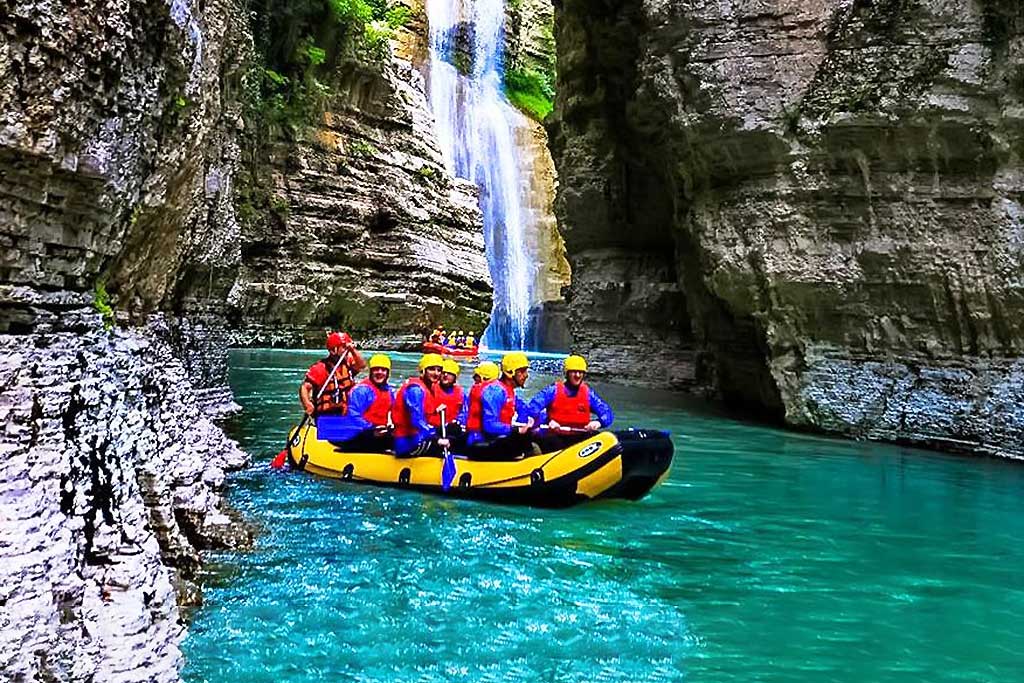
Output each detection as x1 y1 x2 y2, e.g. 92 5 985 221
307 356 355 416
548 381 591 428
358 378 393 427
466 382 488 432
392 377 437 438
467 379 516 433
429 384 464 427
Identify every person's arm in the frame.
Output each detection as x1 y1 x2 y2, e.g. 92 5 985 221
405 385 435 437
301 363 327 414
345 385 374 431
514 396 532 424
481 385 511 438
588 387 615 429
527 385 555 427
300 381 315 415
346 348 367 375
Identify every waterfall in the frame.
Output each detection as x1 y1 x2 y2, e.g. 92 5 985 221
426 0 534 350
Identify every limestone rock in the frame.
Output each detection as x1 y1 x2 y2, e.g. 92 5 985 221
230 59 492 347
549 0 1024 457
0 329 253 681
505 0 557 80
0 0 250 397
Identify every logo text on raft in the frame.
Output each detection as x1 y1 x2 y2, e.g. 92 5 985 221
578 442 601 458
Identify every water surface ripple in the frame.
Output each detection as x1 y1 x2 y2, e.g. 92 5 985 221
183 350 1024 682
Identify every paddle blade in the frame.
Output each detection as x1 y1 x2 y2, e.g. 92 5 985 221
270 449 287 470
441 451 457 491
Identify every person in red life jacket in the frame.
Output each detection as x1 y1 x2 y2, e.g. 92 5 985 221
299 331 367 417
322 354 395 452
472 361 500 385
464 361 499 449
465 352 536 460
529 354 615 450
429 324 445 344
430 358 468 447
393 353 450 457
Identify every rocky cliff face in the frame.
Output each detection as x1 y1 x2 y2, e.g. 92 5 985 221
505 0 556 79
514 111 572 349
503 0 572 348
1 0 248 400
1 0 498 670
550 0 1024 458
229 59 492 349
1 0 254 679
0 328 251 681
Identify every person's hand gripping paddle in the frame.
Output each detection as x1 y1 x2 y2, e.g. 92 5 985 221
438 404 457 491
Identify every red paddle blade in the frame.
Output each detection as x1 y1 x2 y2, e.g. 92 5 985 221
270 449 287 470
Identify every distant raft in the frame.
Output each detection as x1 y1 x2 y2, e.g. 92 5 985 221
286 422 675 508
422 341 480 358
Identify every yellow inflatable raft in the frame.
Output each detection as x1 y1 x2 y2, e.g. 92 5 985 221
286 421 674 508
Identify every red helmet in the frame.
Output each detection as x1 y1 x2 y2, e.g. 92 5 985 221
326 331 352 350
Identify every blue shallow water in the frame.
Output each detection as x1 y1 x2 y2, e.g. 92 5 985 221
183 349 1024 682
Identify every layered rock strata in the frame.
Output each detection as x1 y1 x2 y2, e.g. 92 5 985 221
0 327 252 681
514 112 571 349
550 0 1024 457
0 0 248 396
229 60 492 348
1 0 255 679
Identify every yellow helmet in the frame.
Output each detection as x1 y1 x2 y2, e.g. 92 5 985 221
368 354 391 370
418 353 444 371
474 361 500 381
442 359 460 376
501 351 530 376
564 355 588 373
458 330 464 335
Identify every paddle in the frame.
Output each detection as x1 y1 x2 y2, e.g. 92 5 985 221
438 404 457 491
271 348 351 469
539 424 593 434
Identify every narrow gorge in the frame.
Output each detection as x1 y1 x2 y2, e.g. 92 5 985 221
1 0 564 677
2 0 1024 680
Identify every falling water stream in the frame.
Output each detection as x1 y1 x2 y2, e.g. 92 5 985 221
427 0 534 349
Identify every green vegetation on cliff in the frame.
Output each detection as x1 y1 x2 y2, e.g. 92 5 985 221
92 281 116 331
503 66 554 121
237 0 412 228
247 0 410 133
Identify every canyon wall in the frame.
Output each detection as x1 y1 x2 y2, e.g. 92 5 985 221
1 0 254 678
549 0 1024 457
229 59 492 349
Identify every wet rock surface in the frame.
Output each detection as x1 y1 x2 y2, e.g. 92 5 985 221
550 0 1024 456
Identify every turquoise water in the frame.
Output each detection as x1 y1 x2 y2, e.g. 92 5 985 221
183 349 1024 682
